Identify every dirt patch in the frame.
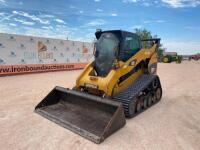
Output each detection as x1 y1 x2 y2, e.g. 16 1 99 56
0 61 200 150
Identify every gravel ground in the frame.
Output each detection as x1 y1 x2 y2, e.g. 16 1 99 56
0 61 200 150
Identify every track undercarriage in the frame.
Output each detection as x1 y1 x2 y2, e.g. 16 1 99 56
114 74 162 117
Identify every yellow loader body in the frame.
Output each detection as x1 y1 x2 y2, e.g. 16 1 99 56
35 30 162 144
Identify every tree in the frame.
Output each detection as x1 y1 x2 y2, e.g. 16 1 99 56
135 28 151 39
134 28 162 48
134 28 165 62
134 28 157 40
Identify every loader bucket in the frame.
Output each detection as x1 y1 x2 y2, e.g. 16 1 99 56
35 86 126 143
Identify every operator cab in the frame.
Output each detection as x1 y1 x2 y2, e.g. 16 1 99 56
94 30 141 77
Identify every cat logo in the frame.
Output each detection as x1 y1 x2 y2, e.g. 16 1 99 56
38 41 47 52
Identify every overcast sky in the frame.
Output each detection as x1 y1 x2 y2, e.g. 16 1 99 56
0 0 200 54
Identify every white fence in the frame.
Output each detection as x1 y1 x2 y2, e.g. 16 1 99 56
0 33 94 76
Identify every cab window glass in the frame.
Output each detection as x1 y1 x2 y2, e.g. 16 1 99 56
120 35 140 61
124 36 140 52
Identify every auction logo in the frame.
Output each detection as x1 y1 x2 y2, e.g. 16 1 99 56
38 41 53 59
82 45 88 53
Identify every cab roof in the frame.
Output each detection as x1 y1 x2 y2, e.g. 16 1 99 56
95 30 140 40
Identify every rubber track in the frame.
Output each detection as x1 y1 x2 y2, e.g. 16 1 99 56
113 74 159 117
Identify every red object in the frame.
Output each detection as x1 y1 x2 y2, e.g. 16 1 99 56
0 63 87 76
189 53 200 60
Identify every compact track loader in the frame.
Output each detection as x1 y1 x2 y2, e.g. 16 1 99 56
35 30 162 143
